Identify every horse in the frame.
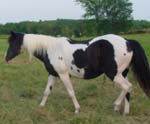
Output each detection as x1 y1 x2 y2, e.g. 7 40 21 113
5 31 150 115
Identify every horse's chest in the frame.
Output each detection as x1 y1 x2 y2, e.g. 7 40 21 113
47 52 85 78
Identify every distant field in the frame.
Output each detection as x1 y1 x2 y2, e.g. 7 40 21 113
0 34 150 124
0 35 9 39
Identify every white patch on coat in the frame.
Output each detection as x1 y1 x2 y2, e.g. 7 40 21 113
22 34 87 78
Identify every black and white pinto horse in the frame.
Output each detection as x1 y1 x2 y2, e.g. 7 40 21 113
5 31 150 115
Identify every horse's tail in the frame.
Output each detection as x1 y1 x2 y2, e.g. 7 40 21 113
129 40 150 97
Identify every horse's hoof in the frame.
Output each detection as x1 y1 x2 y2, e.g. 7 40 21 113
123 110 129 115
114 105 120 112
74 108 80 114
39 103 45 107
123 112 129 116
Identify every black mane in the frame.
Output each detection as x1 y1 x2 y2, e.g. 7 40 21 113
67 38 92 45
8 31 24 43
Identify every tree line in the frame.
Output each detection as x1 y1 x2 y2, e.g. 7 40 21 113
0 19 150 37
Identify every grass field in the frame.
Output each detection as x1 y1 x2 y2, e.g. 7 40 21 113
0 34 150 124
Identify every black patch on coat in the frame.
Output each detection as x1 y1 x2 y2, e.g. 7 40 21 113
67 39 92 45
59 57 63 60
72 49 88 68
84 40 117 80
71 60 75 65
34 52 58 77
5 31 24 61
122 68 129 77
70 66 73 70
126 40 132 52
126 92 130 101
77 69 80 73
50 86 53 90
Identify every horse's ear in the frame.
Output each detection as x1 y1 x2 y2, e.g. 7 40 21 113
10 31 16 36
9 31 16 42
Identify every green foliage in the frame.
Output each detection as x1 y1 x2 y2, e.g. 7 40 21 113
0 19 150 37
131 20 150 30
76 0 133 34
0 19 87 37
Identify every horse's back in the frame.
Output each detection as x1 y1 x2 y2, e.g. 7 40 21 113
90 34 127 52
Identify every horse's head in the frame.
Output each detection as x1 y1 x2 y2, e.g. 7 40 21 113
5 31 24 62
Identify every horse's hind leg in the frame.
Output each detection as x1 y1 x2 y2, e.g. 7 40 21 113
114 89 131 114
113 73 132 115
114 69 131 114
114 90 125 112
59 73 80 113
122 69 131 114
40 75 56 107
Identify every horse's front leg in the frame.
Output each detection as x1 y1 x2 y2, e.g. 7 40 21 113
59 73 80 113
40 75 56 107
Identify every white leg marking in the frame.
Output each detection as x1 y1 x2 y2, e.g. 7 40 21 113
124 78 132 115
114 90 124 112
113 74 132 114
40 75 56 107
59 73 80 113
124 97 130 114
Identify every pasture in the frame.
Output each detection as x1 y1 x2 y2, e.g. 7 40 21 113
0 34 150 124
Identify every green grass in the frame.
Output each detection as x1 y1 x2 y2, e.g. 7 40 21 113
0 35 9 40
0 34 150 124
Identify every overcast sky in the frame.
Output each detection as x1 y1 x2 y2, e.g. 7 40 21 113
0 0 150 24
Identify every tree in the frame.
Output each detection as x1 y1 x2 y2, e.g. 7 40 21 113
76 0 133 34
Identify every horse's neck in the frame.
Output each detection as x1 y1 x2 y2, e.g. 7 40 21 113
23 34 62 55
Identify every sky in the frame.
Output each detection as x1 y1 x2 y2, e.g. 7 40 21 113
0 0 150 24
